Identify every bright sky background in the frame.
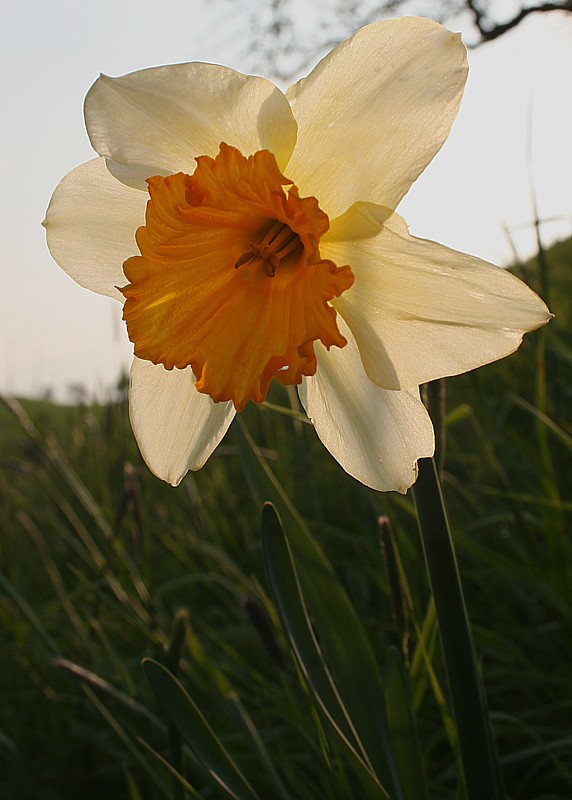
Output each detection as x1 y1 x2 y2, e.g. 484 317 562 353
2 1 572 401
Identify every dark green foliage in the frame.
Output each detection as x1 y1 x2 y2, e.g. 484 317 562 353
1 238 570 798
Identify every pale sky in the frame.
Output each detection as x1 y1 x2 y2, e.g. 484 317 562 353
2 1 571 400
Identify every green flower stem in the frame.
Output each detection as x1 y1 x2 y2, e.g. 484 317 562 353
412 458 504 800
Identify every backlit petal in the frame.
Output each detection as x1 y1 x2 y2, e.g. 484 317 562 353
43 158 145 300
299 319 434 493
85 63 298 189
286 17 466 218
129 357 235 486
323 212 551 390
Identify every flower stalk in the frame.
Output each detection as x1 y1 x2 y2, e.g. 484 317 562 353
412 457 505 800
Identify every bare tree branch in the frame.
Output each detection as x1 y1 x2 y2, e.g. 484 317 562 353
217 0 572 80
467 0 572 42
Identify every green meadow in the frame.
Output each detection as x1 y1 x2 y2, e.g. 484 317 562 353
1 238 571 799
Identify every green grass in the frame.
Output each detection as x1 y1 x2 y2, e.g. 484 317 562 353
1 237 571 799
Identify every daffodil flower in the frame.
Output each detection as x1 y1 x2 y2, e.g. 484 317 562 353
44 17 550 492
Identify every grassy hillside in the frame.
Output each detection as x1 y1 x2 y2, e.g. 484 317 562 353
1 237 570 799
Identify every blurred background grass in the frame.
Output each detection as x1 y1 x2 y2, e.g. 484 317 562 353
1 238 571 799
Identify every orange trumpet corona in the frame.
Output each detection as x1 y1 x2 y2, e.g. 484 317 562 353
121 143 354 410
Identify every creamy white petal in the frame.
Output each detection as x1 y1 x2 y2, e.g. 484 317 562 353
323 212 551 390
104 159 173 191
326 201 391 242
43 158 145 300
285 17 467 219
299 320 434 493
85 63 298 188
129 358 235 486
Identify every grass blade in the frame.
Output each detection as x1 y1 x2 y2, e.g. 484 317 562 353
143 658 261 800
384 647 429 800
261 501 398 799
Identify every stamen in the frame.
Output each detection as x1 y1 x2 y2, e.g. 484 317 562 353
274 233 300 260
259 220 285 248
234 221 303 278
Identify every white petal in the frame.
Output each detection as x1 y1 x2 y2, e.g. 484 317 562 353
299 320 434 493
104 159 173 191
85 63 298 188
129 358 235 486
43 158 145 300
286 17 467 219
323 212 551 390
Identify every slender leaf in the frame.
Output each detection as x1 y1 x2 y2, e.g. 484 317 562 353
384 647 429 800
143 658 261 800
138 738 207 799
413 458 505 800
261 500 399 799
227 692 292 800
84 685 173 799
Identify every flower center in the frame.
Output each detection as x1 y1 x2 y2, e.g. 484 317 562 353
235 219 303 277
121 143 354 411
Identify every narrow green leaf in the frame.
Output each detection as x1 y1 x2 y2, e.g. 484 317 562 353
227 692 292 800
384 648 429 800
84 685 173 799
143 659 261 800
260 504 368 759
124 768 145 800
409 602 457 752
55 657 164 730
510 394 572 453
260 501 397 799
18 510 92 647
413 458 505 800
0 570 58 653
236 422 398 789
138 738 207 799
